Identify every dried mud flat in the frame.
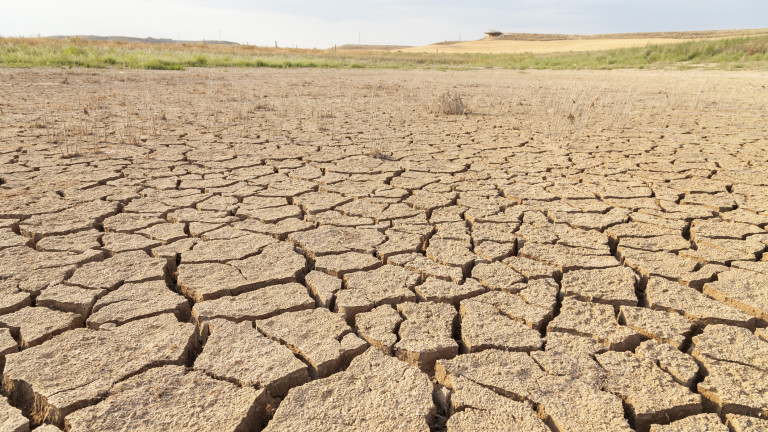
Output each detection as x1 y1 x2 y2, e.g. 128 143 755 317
0 67 767 431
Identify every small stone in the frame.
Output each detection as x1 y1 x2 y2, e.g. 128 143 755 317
194 319 309 397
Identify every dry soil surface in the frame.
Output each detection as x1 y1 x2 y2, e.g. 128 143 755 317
0 67 767 431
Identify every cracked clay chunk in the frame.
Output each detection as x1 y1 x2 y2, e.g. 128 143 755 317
66 250 168 291
288 225 385 258
646 277 756 329
703 269 768 324
335 265 418 321
305 270 342 308
264 348 435 432
414 277 486 305
470 288 554 330
618 305 693 349
459 298 543 353
446 375 549 432
518 242 620 273
66 365 265 432
435 350 632 432
181 234 277 263
177 262 249 302
388 252 464 283
596 350 702 430
192 283 314 332
355 304 403 355
231 242 307 290
0 327 17 358
194 319 309 397
395 302 458 373
314 252 381 277
255 308 368 378
471 261 526 293
2 314 195 427
726 414 768 432
0 306 83 349
0 281 32 316
636 339 699 388
561 266 638 307
618 248 698 281
547 298 644 351
0 395 28 432
690 324 768 374
35 284 102 317
86 280 190 329
502 255 561 280
649 413 728 432
696 360 768 418
426 239 480 275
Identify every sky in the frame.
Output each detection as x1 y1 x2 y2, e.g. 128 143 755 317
1 0 766 48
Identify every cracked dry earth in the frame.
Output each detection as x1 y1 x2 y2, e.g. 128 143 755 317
0 68 767 432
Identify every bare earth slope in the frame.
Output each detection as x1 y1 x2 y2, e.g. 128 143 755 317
0 67 766 431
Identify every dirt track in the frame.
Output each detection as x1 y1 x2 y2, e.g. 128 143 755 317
0 68 767 431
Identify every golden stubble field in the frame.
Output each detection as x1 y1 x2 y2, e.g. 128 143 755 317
0 67 767 431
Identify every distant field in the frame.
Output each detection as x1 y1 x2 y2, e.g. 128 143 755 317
405 28 768 54
1 32 767 70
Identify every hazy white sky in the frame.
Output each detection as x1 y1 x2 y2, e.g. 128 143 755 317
1 0 766 48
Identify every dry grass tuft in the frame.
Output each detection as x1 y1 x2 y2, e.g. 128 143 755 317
431 91 467 115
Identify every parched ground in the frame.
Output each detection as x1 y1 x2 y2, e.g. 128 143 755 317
0 67 767 432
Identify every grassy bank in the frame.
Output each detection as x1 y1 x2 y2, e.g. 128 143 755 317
1 35 766 70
